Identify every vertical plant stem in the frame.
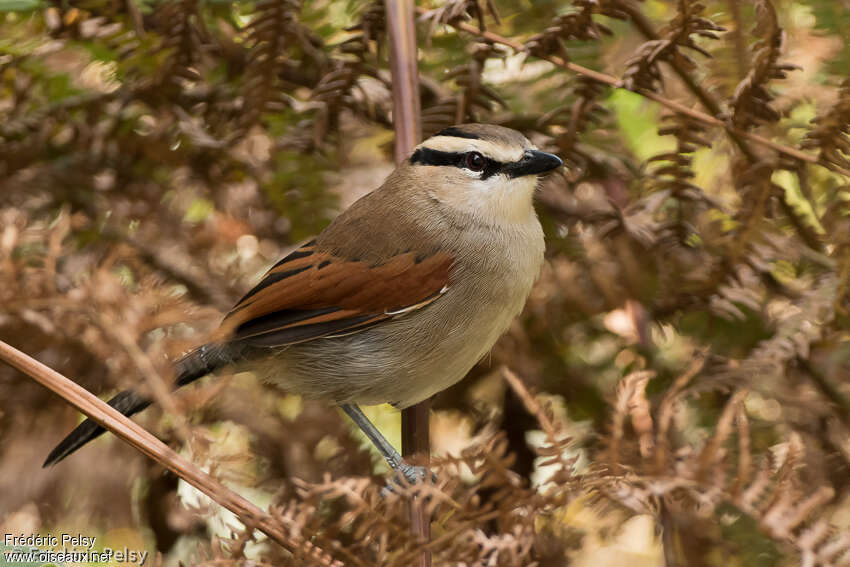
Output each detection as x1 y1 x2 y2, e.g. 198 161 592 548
660 501 682 567
401 398 431 562
385 1 430 565
386 0 422 158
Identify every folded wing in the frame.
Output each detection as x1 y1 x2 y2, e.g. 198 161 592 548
218 240 454 347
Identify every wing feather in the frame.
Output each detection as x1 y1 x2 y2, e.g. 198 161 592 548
218 242 453 346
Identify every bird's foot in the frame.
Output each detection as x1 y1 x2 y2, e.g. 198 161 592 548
381 463 437 496
398 462 434 484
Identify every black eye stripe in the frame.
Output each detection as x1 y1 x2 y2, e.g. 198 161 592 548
410 147 506 179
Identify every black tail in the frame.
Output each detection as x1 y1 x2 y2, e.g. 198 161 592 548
43 343 232 467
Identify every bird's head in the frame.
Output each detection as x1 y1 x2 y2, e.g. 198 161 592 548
405 124 562 226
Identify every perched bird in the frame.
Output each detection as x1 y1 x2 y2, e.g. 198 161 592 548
44 123 562 480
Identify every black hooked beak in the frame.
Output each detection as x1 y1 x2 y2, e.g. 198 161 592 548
503 150 563 178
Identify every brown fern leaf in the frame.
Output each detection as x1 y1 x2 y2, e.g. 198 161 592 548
596 372 846 567
604 370 657 472
447 42 507 121
468 526 536 567
655 353 707 473
622 39 673 92
342 0 386 58
707 170 812 321
642 114 715 244
539 76 611 163
747 273 837 361
419 0 500 37
421 96 463 136
623 0 724 92
308 2 397 142
502 368 578 493
420 42 505 135
241 0 301 129
731 440 844 567
650 115 712 199
310 59 372 140
525 0 623 61
709 264 765 321
802 77 850 171
695 390 747 483
153 0 203 85
729 0 799 129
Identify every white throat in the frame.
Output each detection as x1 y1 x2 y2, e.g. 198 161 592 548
433 174 539 227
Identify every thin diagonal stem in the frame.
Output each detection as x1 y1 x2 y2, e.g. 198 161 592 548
0 339 341 567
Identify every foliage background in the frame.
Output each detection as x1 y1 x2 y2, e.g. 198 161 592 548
2 0 850 565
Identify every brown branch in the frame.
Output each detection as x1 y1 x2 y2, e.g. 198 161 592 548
0 339 342 567
501 367 559 441
417 8 850 179
659 501 682 567
126 0 146 37
386 1 431 566
387 1 423 158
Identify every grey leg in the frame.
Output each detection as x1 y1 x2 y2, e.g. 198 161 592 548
341 404 403 470
341 404 429 484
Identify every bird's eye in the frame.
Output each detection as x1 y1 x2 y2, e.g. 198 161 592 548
463 151 486 172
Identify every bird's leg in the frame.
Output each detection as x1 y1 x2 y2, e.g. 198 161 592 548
340 404 429 485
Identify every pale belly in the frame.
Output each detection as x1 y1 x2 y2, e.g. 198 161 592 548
245 277 528 407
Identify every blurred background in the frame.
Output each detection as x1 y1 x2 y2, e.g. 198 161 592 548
2 0 850 565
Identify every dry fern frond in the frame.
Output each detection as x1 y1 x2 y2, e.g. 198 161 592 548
524 0 624 61
421 41 506 135
446 42 507 122
310 59 368 140
241 0 302 129
419 0 500 37
153 0 204 85
708 263 766 321
646 114 714 240
802 77 850 171
729 0 799 129
748 273 836 363
502 368 578 493
606 370 656 471
342 0 386 58
539 76 612 171
308 2 398 142
597 367 847 566
622 0 724 92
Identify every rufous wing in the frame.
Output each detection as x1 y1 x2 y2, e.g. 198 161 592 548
217 240 454 347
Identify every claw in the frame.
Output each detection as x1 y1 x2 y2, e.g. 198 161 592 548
399 463 432 484
381 464 437 496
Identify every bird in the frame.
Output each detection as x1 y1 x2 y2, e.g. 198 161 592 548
43 123 563 481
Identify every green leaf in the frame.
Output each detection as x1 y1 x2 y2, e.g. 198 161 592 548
0 0 42 12
608 89 675 162
183 198 215 224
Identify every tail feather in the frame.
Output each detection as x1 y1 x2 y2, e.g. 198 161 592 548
43 343 232 467
42 390 151 467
